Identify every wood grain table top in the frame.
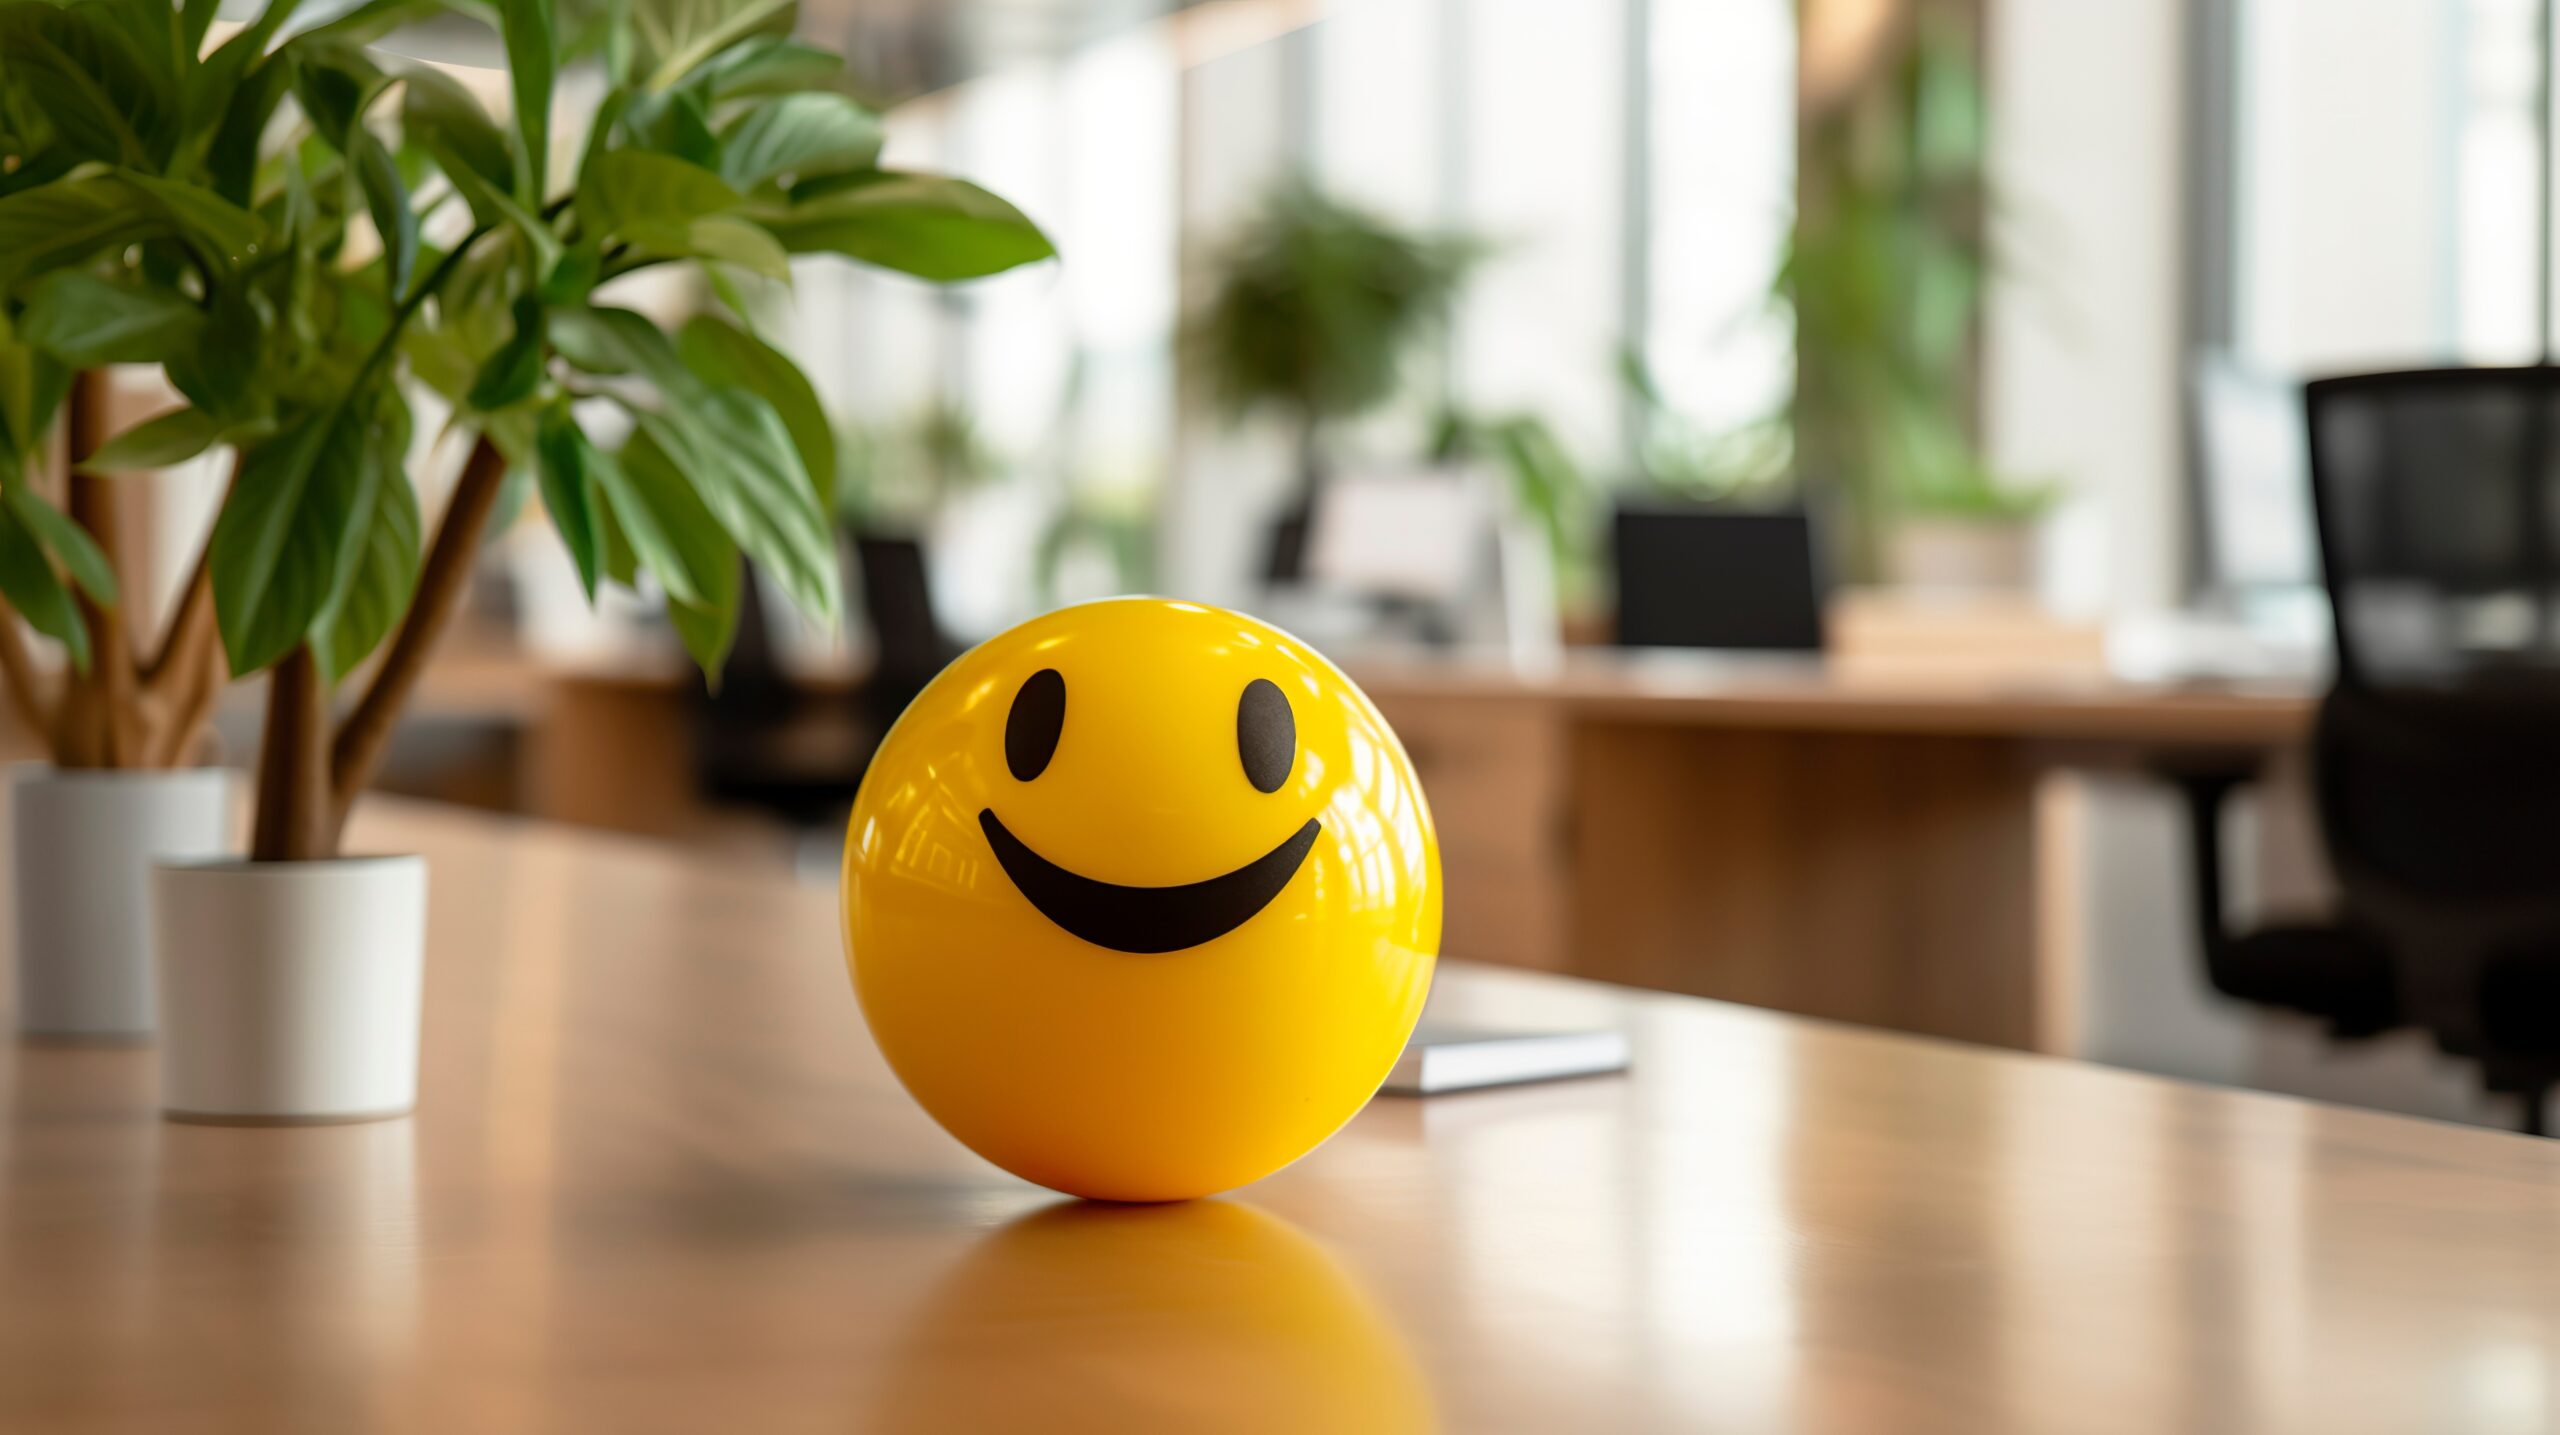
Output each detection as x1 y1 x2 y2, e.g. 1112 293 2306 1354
4 801 2551 1434
1346 649 2317 747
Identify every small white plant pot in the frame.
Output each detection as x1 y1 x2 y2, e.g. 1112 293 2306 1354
12 767 232 1040
152 856 428 1124
1887 517 2040 594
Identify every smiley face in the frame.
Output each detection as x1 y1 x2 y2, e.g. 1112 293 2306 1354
979 669 1321 953
843 598 1440 1202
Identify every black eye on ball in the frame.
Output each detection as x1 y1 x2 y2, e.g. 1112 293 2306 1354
1007 668 1066 781
1236 679 1295 793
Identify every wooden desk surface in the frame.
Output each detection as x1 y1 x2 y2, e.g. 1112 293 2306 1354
1345 649 2316 748
409 628 2317 750
4 803 2555 1432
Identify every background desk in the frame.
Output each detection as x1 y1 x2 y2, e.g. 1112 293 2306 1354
392 641 2319 1054
1360 653 2313 1053
3 801 2554 1433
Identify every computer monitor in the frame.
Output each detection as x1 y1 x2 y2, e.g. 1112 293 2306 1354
2192 353 2318 597
1611 503 1825 651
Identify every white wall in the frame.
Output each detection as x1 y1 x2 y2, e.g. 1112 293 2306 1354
1983 0 2188 618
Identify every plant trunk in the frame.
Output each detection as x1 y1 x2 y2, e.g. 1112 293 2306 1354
250 646 333 862
1294 413 1326 513
54 370 134 767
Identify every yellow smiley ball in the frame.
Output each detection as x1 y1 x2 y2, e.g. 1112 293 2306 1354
842 598 1440 1202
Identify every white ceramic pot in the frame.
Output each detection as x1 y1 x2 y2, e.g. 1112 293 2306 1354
152 856 427 1124
1887 517 2039 594
11 766 232 1039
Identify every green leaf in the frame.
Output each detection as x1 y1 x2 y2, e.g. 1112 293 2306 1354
292 0 448 50
401 66 513 192
0 4 169 169
639 392 837 623
0 174 165 290
573 86 631 190
576 150 739 240
201 50 296 206
693 35 839 101
431 146 563 275
656 213 789 280
548 304 698 394
595 485 639 586
116 171 265 272
630 0 794 94
310 445 420 683
209 398 378 675
0 313 69 465
180 0 223 52
291 41 385 149
21 272 204 368
499 0 555 207
717 92 881 191
351 128 419 293
484 457 534 540
466 296 548 410
86 406 226 471
537 244 601 304
667 579 736 684
627 86 718 170
5 487 116 609
166 285 261 422
594 412 729 608
761 171 1053 281
0 498 87 672
533 405 602 598
676 314 833 510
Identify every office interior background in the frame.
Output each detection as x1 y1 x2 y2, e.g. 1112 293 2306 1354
22 0 2560 1128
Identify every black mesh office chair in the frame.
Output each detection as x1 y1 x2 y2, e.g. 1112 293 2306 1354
2183 366 2560 1131
691 535 959 828
849 533 960 742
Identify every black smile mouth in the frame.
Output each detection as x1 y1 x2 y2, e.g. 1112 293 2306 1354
978 810 1321 954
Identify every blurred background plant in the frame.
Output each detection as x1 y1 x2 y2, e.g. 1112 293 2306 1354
1185 178 1481 524
1426 407 1597 612
837 396 1005 533
1785 0 2048 577
1619 349 1793 500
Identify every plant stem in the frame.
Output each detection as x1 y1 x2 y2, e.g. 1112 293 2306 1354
326 434 511 839
0 596 53 744
127 449 239 768
250 645 332 862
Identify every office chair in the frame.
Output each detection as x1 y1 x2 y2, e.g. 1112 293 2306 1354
2181 366 2560 1131
691 535 960 829
1610 503 1826 651
849 533 962 742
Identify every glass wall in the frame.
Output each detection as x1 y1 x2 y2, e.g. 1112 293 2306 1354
792 0 1795 630
2227 0 2544 373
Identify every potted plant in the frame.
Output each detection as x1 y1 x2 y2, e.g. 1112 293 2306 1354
1886 459 2058 594
1785 2 2023 583
0 0 1052 1118
0 6 288 1038
1184 178 1476 580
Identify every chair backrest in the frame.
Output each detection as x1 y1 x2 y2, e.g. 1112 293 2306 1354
2302 367 2560 900
2304 367 2560 688
853 534 954 727
1611 503 1825 652
698 573 793 724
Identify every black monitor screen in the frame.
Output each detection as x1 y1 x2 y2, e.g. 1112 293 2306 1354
1612 506 1825 652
